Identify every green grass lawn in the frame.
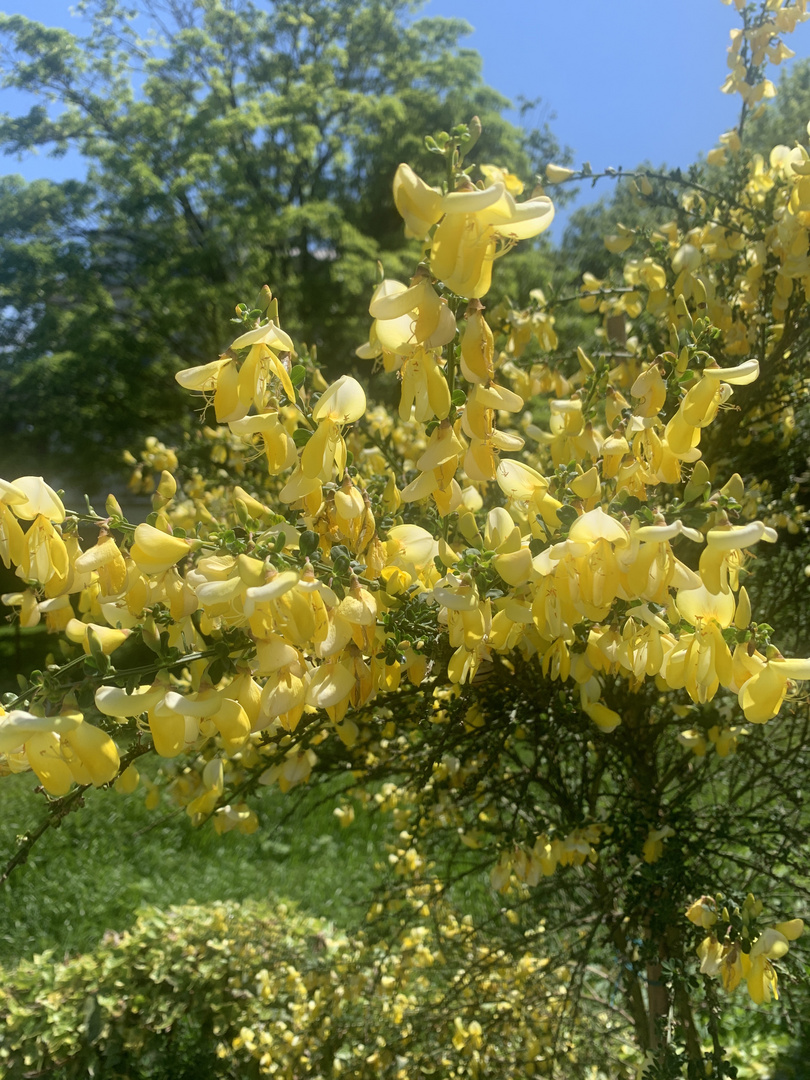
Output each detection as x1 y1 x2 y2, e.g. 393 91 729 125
0 770 390 967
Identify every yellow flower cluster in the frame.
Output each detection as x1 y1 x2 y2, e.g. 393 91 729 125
392 161 554 296
1 116 809 825
720 0 806 106
0 9 808 1059
490 825 603 892
688 893 804 1004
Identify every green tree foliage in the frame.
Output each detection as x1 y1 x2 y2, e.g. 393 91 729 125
745 56 810 153
0 0 563 481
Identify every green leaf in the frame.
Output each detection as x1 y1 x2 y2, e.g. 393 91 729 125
299 530 320 557
556 505 578 527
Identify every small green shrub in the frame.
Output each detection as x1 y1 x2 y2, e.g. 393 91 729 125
0 900 360 1079
0 896 593 1079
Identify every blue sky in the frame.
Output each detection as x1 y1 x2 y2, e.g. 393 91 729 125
422 0 747 172
421 0 801 231
2 0 808 235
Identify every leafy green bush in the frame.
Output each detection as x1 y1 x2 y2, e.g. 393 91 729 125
0 894 619 1079
0 899 360 1079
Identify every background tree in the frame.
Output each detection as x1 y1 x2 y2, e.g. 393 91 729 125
0 0 565 482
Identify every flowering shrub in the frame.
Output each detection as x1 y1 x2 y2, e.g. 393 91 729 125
2 1 810 1075
0 898 589 1079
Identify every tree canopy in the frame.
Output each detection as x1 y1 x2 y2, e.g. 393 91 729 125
0 0 563 480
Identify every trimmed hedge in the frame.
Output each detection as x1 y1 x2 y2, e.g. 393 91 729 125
0 900 364 1079
0 896 582 1079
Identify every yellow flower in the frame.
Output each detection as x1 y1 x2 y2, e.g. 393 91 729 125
22 515 70 587
678 728 708 756
187 757 224 819
480 163 524 194
681 360 760 429
392 162 443 238
698 935 725 975
0 709 119 792
60 714 121 787
738 656 810 723
258 666 308 734
385 524 439 577
741 926 797 1004
699 520 777 594
96 683 165 719
1 475 65 522
687 897 718 929
398 349 452 422
0 503 26 570
642 825 674 864
300 375 366 482
495 458 550 505
368 277 456 358
665 585 736 704
545 163 576 184
583 699 623 734
460 307 495 384
65 619 131 656
228 411 297 475
73 535 128 596
400 419 465 516
431 181 554 297
630 364 667 417
130 523 193 575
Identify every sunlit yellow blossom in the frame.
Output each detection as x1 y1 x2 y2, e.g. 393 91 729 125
687 898 718 929
738 656 810 723
392 162 443 239
431 180 553 297
2 476 65 522
367 277 456 359
300 376 366 482
642 825 674 864
130 523 193 575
